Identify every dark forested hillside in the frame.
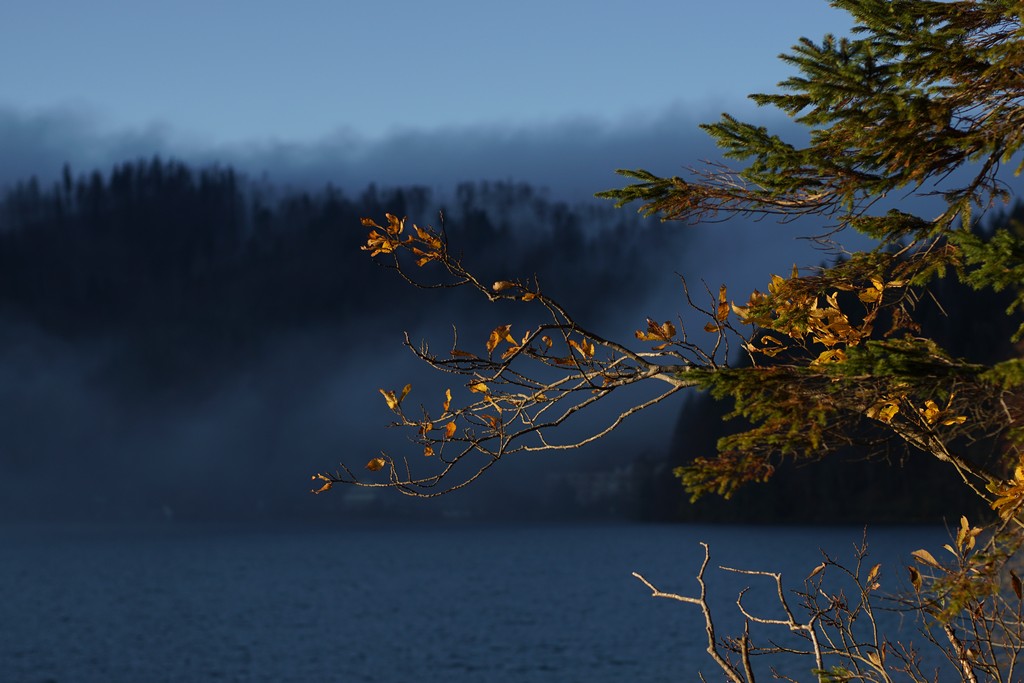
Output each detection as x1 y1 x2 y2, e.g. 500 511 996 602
0 159 674 393
0 159 693 522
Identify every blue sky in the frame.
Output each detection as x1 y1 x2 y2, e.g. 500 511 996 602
1 1 850 170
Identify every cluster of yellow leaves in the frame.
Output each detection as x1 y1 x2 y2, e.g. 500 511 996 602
758 285 865 360
856 277 902 305
704 285 730 334
948 515 982 555
991 456 1024 521
567 337 596 360
379 383 412 412
736 268 904 363
361 214 444 267
364 385 465 470
865 393 967 427
310 473 333 494
865 562 883 592
919 397 967 426
486 324 517 357
808 293 865 349
866 396 902 423
906 517 978 589
634 287 728 348
483 323 590 365
635 318 677 350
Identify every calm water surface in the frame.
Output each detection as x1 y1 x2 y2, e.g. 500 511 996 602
0 522 951 682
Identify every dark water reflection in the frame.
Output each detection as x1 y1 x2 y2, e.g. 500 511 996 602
0 522 952 682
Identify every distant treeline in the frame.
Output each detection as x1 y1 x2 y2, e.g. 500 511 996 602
0 158 677 392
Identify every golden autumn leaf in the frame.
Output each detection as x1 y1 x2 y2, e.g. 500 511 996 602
703 322 721 334
413 225 435 244
716 285 729 321
878 404 899 422
500 345 522 361
540 335 553 349
445 422 457 439
813 349 847 365
310 473 333 495
920 399 942 424
424 445 434 457
908 565 922 592
365 457 387 472
492 281 516 292
384 213 404 235
569 338 595 359
379 384 411 412
379 389 399 411
858 286 883 304
413 252 435 267
956 516 981 552
918 397 967 426
486 324 515 355
866 399 900 423
911 549 940 568
469 382 489 393
991 478 1024 520
867 563 882 587
362 231 399 257
442 388 452 413
521 292 537 302
636 319 677 343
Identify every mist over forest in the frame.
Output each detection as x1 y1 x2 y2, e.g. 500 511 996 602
1 154 1018 525
0 158 709 523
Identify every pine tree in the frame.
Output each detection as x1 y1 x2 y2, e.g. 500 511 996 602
597 0 1024 506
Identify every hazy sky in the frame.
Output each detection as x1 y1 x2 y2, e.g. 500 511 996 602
2 1 850 147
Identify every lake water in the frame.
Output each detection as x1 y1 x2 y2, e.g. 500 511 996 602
0 521 953 682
